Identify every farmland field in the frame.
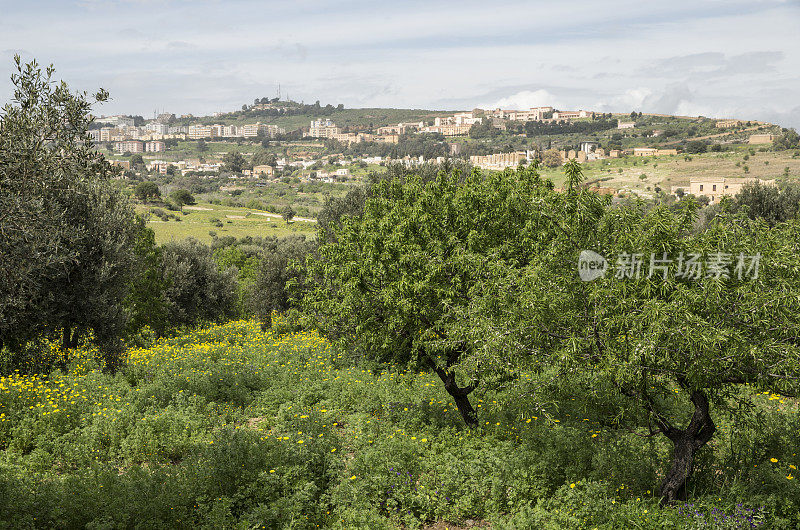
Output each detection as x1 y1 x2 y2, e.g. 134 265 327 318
138 202 317 244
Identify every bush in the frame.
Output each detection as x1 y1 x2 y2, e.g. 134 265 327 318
160 239 239 326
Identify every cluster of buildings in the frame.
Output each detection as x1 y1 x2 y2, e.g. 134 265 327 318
89 114 286 144
146 159 221 175
485 107 592 122
368 107 594 138
186 122 284 140
306 119 399 144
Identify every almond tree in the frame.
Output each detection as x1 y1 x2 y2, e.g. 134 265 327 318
463 180 800 503
300 163 597 426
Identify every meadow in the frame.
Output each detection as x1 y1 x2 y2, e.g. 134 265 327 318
0 319 797 529
139 202 317 244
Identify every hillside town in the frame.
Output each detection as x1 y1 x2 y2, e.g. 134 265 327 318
89 99 794 204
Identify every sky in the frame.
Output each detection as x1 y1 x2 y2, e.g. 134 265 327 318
1 0 799 128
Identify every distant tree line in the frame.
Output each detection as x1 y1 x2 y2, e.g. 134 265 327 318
521 118 618 137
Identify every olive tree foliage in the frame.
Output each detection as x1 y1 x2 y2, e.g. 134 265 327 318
461 175 800 503
301 162 590 427
159 238 239 327
249 235 316 330
0 56 140 356
733 181 800 226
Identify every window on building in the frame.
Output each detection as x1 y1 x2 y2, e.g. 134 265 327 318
699 185 704 191
713 185 717 191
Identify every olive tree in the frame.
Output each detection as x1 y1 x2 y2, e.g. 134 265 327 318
0 56 140 357
160 238 238 327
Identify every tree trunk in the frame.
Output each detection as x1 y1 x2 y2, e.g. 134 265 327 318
659 390 716 505
62 323 79 350
62 324 72 351
433 365 478 428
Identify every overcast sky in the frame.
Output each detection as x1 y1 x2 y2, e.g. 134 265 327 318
2 0 799 128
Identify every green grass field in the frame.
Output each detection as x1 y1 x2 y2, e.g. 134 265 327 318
140 202 317 244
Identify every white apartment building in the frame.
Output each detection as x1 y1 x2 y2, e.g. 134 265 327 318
146 122 169 135
95 115 135 127
434 113 482 127
552 110 591 120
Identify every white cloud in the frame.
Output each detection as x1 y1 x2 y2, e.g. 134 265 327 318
484 90 563 110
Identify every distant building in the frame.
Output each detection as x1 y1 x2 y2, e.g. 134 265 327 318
617 122 635 129
114 140 143 153
95 115 134 127
377 122 424 135
552 110 591 120
145 141 165 153
252 165 275 177
495 106 554 122
421 124 472 136
373 134 399 144
469 151 531 170
716 119 742 128
673 177 776 204
435 112 482 126
188 125 212 139
749 134 775 145
309 119 341 138
146 122 169 135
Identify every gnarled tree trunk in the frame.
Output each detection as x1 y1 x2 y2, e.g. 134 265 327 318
433 364 478 427
659 389 716 505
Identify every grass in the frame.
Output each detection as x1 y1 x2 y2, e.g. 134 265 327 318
0 319 797 528
139 202 317 244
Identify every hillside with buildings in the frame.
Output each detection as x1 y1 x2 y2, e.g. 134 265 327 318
90 101 799 211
